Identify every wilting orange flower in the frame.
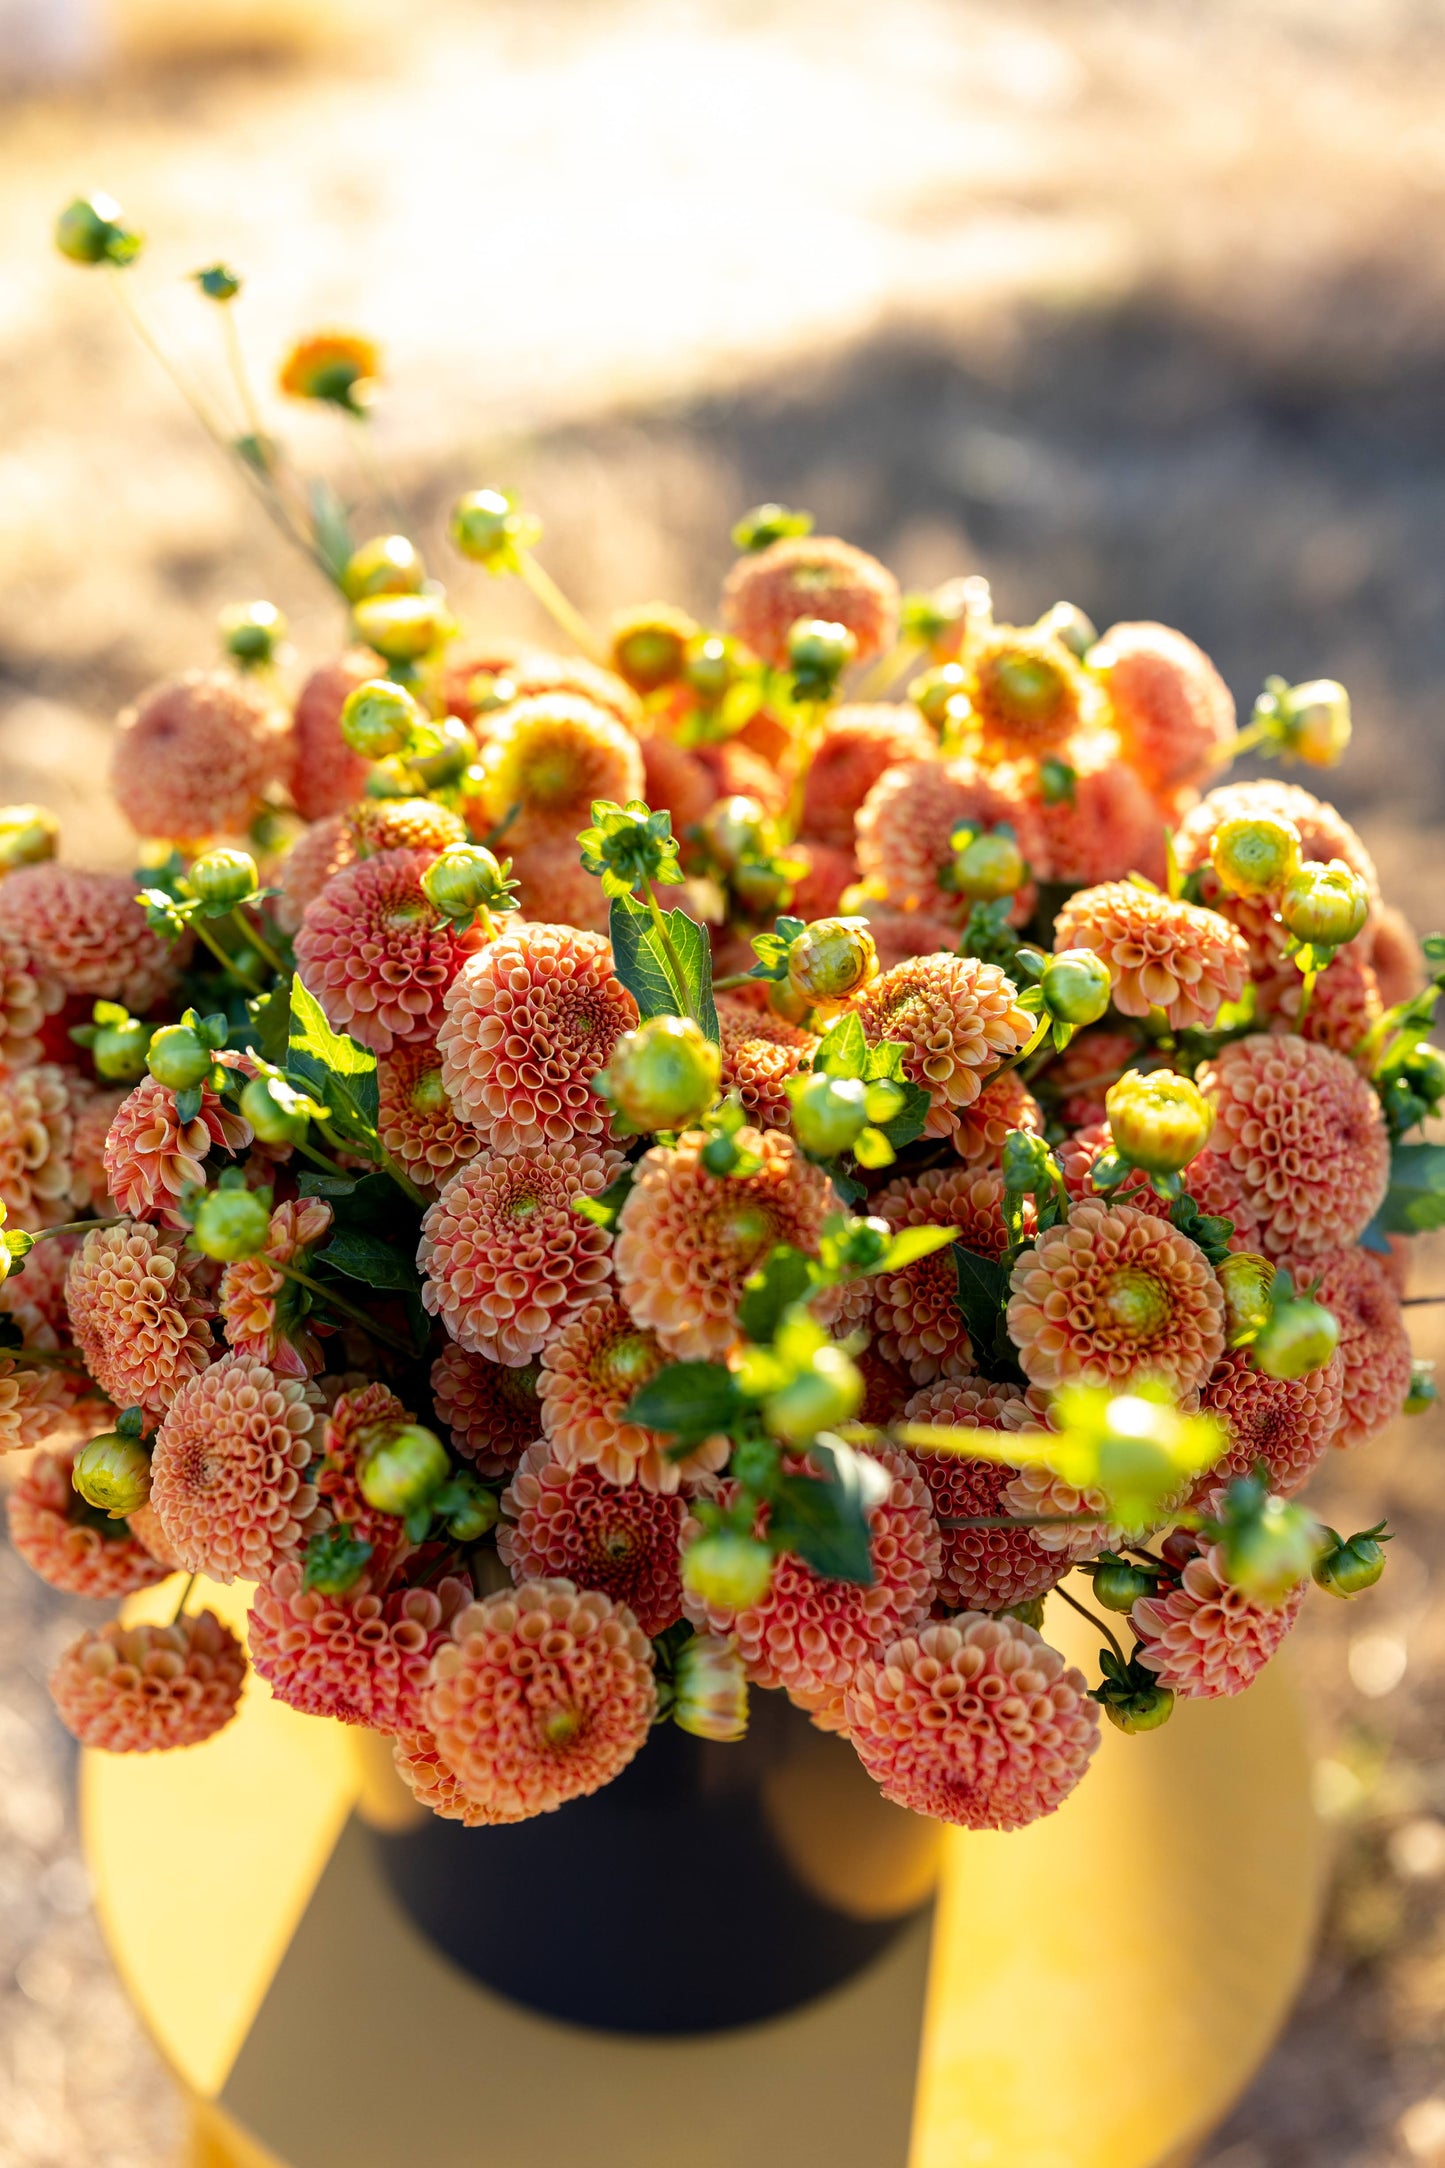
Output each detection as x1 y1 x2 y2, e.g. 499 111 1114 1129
50 1611 246 1752
110 670 291 842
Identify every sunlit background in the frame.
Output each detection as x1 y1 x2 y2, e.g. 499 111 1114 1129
2 1 1445 2161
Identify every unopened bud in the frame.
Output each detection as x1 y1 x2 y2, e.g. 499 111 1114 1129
1210 814 1302 900
683 633 744 705
762 1345 864 1444
341 533 425 602
191 1186 271 1263
187 848 258 911
673 1633 749 1742
787 617 856 698
1218 1252 1276 1347
1270 678 1352 766
1280 859 1369 949
1312 1524 1388 1599
1252 1296 1339 1380
239 1074 310 1146
351 592 453 666
55 192 141 266
909 662 970 731
787 918 877 1005
450 488 541 570
358 1424 450 1516
1104 1678 1175 1734
949 828 1025 902
1041 948 1112 1027
1090 1556 1159 1613
730 860 791 916
92 1015 152 1084
73 1433 151 1519
682 1530 776 1611
1036 600 1098 659
220 600 286 670
700 796 775 872
1218 1484 1319 1605
340 679 422 761
595 1015 721 1133
788 1072 869 1159
1405 1362 1438 1416
0 805 60 871
609 604 697 693
146 1023 214 1092
421 843 512 922
1105 1069 1213 1176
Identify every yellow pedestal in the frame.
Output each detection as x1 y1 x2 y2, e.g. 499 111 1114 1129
83 1578 1324 2168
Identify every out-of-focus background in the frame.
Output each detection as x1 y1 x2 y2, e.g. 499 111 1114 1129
2 1 1445 2161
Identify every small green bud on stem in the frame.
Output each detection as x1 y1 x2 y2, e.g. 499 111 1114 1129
73 1432 152 1519
358 1424 451 1516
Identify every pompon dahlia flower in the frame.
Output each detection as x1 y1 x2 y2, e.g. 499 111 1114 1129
538 1295 728 1493
294 847 484 1054
872 1165 1014 1383
961 626 1104 761
500 649 645 737
1007 1201 1226 1397
50 1611 246 1752
1002 1455 1124 1564
1174 778 1380 912
274 813 356 935
111 670 290 842
1279 1244 1412 1450
315 1380 418 1577
613 1128 832 1362
505 840 611 937
349 796 467 859
68 1081 124 1217
438 921 636 1153
103 1075 251 1227
1090 621 1236 791
0 927 62 1071
0 1357 72 1454
721 534 900 669
952 1069 1044 1169
127 1501 185 1573
431 1344 542 1479
473 694 644 849
423 1580 657 1821
66 1221 214 1414
844 1616 1100 1830
1253 946 1382 1061
289 651 377 822
392 1729 498 1827
248 1567 472 1732
902 1380 1065 1611
418 1141 622 1365
376 1045 482 1196
1022 732 1166 888
219 1196 334 1378
149 1352 322 1583
693 735 789 817
1052 881 1249 1031
0 1063 74 1230
801 703 937 850
1195 1346 1345 1500
7 1449 171 1600
498 1444 689 1637
849 953 1034 1145
1131 1536 1304 1699
0 865 179 1013
682 1447 940 1706
855 757 1042 920
1198 1035 1389 1257
716 995 817 1132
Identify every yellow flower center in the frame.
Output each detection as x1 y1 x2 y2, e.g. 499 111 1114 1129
539 1704 582 1748
594 1331 663 1398
409 1067 449 1117
717 1202 775 1262
1100 1268 1169 1338
499 1361 542 1412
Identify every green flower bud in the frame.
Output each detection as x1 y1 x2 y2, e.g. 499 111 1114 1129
682 1529 776 1610
444 1480 501 1543
788 1072 869 1159
909 662 970 731
1035 600 1098 659
1104 1679 1175 1734
420 844 514 922
1280 859 1370 949
1405 1362 1438 1416
608 605 698 694
1090 1556 1159 1613
673 1633 749 1742
787 617 856 698
341 533 425 602
146 1023 214 1092
357 1424 450 1517
1217 1252 1276 1347
595 1015 722 1133
1312 1524 1388 1599
1041 947 1112 1027
55 193 141 267
950 829 1025 903
92 1016 152 1084
219 600 286 670
988 647 1069 728
449 489 541 571
194 264 241 302
191 1186 272 1263
1251 1296 1339 1380
787 918 877 1005
0 804 60 871
731 860 791 916
1217 1481 1319 1605
731 503 814 552
1105 1069 1214 1176
187 848 258 911
1001 1129 1059 1196
1210 814 1301 901
1265 677 1352 767
683 632 744 705
339 679 423 761
699 796 774 872
239 1074 310 1147
763 1344 864 1443
72 1433 151 1519
351 592 453 666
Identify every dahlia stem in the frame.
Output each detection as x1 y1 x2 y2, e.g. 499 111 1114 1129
292 1135 352 1181
993 1014 1053 1079
341 410 405 530
516 549 607 666
273 1260 414 1355
4 1346 86 1371
191 917 266 994
1402 1295 1445 1307
1055 1582 1127 1667
936 1513 1104 1530
1209 719 1270 770
30 1217 122 1241
374 1148 430 1210
781 699 829 842
711 970 756 993
642 879 700 1027
229 907 287 978
856 635 922 702
1293 968 1318 1029
172 1572 198 1624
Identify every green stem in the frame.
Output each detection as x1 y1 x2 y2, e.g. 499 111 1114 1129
642 878 699 1026
191 917 266 994
30 1217 123 1241
221 301 267 445
3 1346 87 1371
781 699 828 843
1294 967 1318 1029
993 1012 1053 1079
1210 718 1270 770
1055 1581 1128 1668
172 1571 199 1625
516 550 607 665
273 1260 414 1354
343 412 406 529
855 635 922 703
712 970 758 993
293 1135 352 1181
230 906 287 976
374 1148 430 1209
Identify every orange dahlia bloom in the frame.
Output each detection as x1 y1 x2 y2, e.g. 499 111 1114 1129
289 652 377 822
498 1443 689 1637
392 1729 498 1826
294 847 485 1054
7 1448 171 1600
111 670 291 842
613 1128 832 1361
103 1075 251 1228
1044 1026 1144 1131
219 1196 334 1378
249 1566 471 1732
474 694 644 849
0 927 62 1070
377 1044 483 1196
274 814 356 935
314 1380 417 1581
952 1069 1044 1169
419 1142 622 1365
0 865 179 1013
902 1379 1065 1610
50 1611 246 1752
721 534 900 669
1195 1346 1345 1499
1198 1035 1389 1257
958 626 1103 762
537 1295 728 1493
65 1222 214 1414
1091 621 1236 791
863 910 959 973
1132 1534 1303 1699
1007 1201 1226 1396
431 1343 542 1478
128 1501 185 1573
1021 732 1165 887
0 1063 74 1230
1002 1456 1123 1563
639 734 715 842
1278 1245 1412 1449
1053 882 1248 1031
1173 780 1380 970
423 1580 656 1821
1253 946 1381 1062
716 994 817 1131
801 703 937 850
790 840 859 922
499 650 644 737
692 736 788 818
872 1165 1013 1384
149 1352 321 1583
849 953 1034 1146
844 1616 1100 1829
438 921 636 1153
68 1081 123 1217
505 839 611 935
0 1356 72 1453
278 330 379 405
682 1448 940 1706
854 757 1042 920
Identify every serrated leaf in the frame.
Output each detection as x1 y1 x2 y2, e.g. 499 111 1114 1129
1377 1141 1445 1234
768 1442 887 1585
287 974 379 1142
878 1224 958 1274
625 1360 742 1446
317 1229 421 1295
607 892 719 1044
876 1078 931 1149
737 1244 816 1344
572 1166 636 1232
814 1013 867 1080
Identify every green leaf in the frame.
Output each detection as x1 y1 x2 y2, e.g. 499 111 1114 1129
624 1361 743 1446
250 981 292 1068
748 916 807 982
814 1013 867 1080
572 1166 636 1232
607 891 719 1044
317 1229 421 1295
173 1085 203 1124
737 1245 816 1344
302 1524 372 1595
309 478 355 586
875 1078 931 1149
768 1443 889 1586
1377 1141 1445 1233
287 975 379 1142
952 1243 1026 1385
1171 1193 1235 1267
877 1225 957 1275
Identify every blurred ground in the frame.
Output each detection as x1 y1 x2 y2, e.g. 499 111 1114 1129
2 1 1445 2162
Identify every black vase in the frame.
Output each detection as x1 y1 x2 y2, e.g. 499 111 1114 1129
363 1693 941 2036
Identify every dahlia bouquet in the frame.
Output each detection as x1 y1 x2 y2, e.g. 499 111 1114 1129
7 196 1437 1836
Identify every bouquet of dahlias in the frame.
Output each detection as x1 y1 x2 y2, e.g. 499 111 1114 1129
11 195 1436 1835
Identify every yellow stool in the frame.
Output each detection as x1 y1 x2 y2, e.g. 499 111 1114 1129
83 1579 1323 2168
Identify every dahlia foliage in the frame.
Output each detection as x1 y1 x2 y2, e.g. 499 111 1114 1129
12 204 1441 1834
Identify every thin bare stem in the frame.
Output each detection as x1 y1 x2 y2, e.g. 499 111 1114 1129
229 906 287 977
273 1260 414 1354
516 550 607 664
29 1217 123 1241
191 918 265 994
1055 1581 1127 1667
172 1572 199 1624
855 635 922 702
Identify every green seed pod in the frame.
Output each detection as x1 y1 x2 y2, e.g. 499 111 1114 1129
763 1345 864 1443
219 600 286 670
787 918 878 1005
1091 1556 1159 1613
1251 1296 1340 1381
952 830 1025 903
1217 1252 1276 1347
1041 947 1112 1027
239 1074 310 1147
1278 679 1352 767
187 847 259 911
1280 859 1370 949
788 1072 869 1159
358 1424 451 1517
673 1633 749 1742
1312 1525 1388 1599
681 1530 776 1611
1105 1069 1214 1176
341 533 425 603
351 592 453 666
444 1481 501 1543
55 193 141 267
146 1023 214 1092
92 1016 153 1084
191 1186 272 1263
0 804 60 871
72 1433 152 1519
340 679 423 761
1210 814 1302 901
595 1015 722 1134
